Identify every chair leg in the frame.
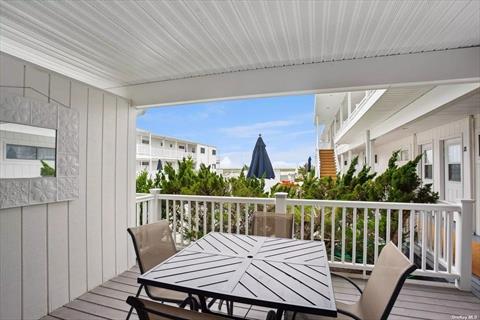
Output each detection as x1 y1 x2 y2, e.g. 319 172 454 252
207 298 217 308
126 285 143 320
227 301 234 316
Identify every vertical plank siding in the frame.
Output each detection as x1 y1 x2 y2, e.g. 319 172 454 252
0 52 136 319
69 82 89 300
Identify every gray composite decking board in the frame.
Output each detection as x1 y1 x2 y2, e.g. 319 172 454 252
48 306 108 320
65 299 137 320
44 269 480 320
139 233 337 316
40 315 61 320
45 238 480 320
78 292 135 313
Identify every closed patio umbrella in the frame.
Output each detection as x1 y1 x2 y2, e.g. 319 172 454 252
247 134 275 179
307 156 312 172
156 159 163 171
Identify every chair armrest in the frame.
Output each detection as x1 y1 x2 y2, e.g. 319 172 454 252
331 272 363 294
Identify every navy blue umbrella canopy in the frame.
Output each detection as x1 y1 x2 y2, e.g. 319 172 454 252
156 159 163 171
247 135 275 179
307 156 312 172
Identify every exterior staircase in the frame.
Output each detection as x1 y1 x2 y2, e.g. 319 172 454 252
319 149 337 179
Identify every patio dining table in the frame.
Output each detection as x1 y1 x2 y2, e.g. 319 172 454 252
138 232 337 319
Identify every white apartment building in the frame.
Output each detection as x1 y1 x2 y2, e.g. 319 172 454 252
136 129 218 175
314 83 480 235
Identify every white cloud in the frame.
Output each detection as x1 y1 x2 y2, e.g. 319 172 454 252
272 161 298 168
219 143 313 170
219 120 295 139
219 151 251 168
219 156 233 168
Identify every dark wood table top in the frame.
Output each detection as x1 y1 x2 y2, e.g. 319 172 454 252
138 232 337 317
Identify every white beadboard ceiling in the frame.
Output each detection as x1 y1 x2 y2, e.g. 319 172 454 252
0 0 479 91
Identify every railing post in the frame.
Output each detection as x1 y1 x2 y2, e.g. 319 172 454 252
149 188 161 222
275 192 288 214
455 199 474 291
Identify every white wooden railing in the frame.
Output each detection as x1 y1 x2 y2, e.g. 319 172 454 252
136 144 195 160
135 191 473 291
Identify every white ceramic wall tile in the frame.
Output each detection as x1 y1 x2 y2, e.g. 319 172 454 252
0 94 31 124
29 177 57 204
57 153 79 177
0 179 29 208
57 176 79 201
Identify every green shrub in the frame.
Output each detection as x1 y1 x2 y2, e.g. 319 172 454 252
40 160 55 177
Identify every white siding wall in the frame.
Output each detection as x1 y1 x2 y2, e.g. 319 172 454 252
475 114 480 234
416 117 471 200
337 115 478 234
373 135 415 173
0 53 136 319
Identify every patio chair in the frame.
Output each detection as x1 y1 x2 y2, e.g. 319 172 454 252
127 221 197 320
292 241 417 320
126 296 230 320
251 211 294 238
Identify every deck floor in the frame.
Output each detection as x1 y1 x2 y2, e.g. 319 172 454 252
41 266 480 320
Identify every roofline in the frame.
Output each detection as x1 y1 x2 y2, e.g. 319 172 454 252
136 129 217 148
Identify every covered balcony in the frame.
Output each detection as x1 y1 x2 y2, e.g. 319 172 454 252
1 1 480 319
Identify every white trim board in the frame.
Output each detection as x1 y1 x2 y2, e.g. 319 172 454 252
108 47 480 108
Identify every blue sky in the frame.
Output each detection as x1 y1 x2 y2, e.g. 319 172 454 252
136 95 316 168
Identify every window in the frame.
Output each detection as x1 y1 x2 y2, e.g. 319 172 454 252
191 148 195 153
200 147 205 154
211 164 216 169
141 161 149 166
6 144 36 160
344 160 347 165
160 142 163 147
37 147 55 161
179 145 185 150
212 149 216 155
374 154 378 164
141 137 149 144
422 148 433 180
447 144 461 182
6 144 55 161
170 144 173 148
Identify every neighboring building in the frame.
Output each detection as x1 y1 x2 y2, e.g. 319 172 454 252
314 83 480 277
0 122 56 179
136 129 218 176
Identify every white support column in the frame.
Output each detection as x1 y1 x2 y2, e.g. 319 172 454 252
365 130 373 166
340 153 345 173
347 92 352 117
412 133 418 158
456 199 474 291
339 103 344 128
148 132 152 173
275 192 288 214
